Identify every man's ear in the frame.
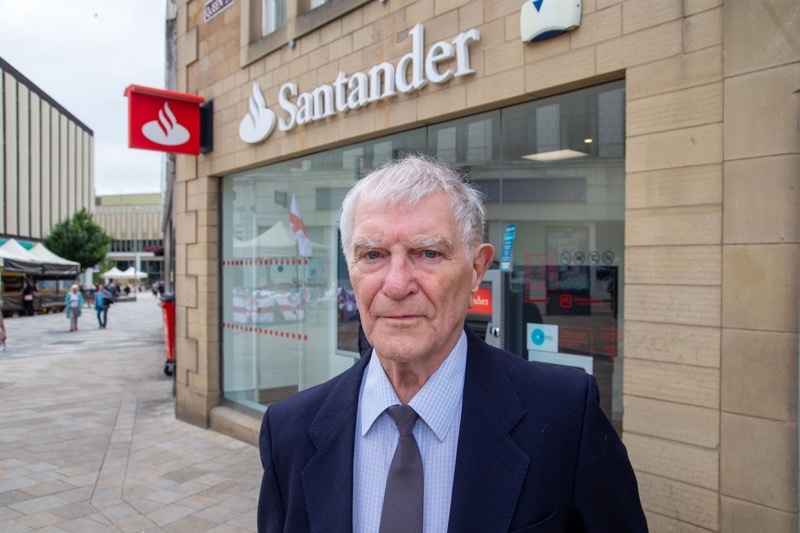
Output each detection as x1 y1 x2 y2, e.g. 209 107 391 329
471 243 495 292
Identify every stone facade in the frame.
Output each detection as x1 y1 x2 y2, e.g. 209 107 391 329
172 0 800 529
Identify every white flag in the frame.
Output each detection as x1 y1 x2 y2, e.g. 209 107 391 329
290 195 313 257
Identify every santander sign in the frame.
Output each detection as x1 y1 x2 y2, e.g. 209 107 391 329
239 23 480 144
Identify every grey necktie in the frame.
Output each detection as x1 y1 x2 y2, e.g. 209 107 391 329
379 404 423 533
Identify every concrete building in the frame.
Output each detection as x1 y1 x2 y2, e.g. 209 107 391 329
0 56 94 314
168 1 800 529
0 56 94 243
94 193 165 285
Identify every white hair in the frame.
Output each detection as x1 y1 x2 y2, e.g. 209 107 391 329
340 155 486 263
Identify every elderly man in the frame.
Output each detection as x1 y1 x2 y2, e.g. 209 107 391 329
258 155 647 532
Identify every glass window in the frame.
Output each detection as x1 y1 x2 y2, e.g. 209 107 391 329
262 0 286 36
221 129 426 411
493 81 626 429
221 81 626 430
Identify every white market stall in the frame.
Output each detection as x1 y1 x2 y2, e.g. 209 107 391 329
100 267 126 280
0 239 81 313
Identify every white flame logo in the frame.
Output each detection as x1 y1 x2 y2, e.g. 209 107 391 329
239 82 277 144
141 102 191 146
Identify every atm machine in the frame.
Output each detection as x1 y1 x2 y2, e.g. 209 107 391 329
467 265 621 426
466 269 542 357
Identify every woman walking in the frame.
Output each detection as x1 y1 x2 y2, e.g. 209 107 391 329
65 284 84 332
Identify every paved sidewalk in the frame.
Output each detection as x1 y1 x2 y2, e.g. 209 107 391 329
0 293 261 532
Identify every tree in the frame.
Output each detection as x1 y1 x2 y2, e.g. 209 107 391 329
44 208 113 270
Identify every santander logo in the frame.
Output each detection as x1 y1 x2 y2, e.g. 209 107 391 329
239 23 480 145
141 102 191 146
239 82 277 144
125 84 204 155
473 295 490 307
520 0 582 43
469 288 493 315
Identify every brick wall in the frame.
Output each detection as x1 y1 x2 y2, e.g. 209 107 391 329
174 0 800 529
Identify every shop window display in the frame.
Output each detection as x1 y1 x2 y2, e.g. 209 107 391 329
221 80 626 428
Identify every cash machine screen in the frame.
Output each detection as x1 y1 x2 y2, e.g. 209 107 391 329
466 282 493 340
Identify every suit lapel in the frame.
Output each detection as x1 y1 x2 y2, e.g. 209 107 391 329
296 338 531 531
300 353 370 533
448 332 529 532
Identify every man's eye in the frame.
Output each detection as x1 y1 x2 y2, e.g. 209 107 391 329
423 250 440 259
364 251 381 260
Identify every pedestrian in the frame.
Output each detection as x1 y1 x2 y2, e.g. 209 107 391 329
0 312 6 351
106 282 118 301
65 284 84 332
22 280 35 316
257 156 647 532
95 283 113 329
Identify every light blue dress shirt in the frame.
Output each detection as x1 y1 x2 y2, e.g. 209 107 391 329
353 331 467 533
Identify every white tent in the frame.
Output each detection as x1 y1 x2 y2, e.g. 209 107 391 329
0 247 19 269
0 247 21 261
0 238 39 262
0 239 80 276
101 267 148 281
29 243 80 268
101 267 127 280
233 220 327 258
121 267 148 280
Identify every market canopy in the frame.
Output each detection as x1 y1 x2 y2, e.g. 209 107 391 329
102 267 148 281
233 221 328 258
122 267 148 280
101 267 127 280
28 243 81 275
0 239 79 277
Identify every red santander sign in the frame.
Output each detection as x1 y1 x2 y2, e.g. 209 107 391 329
468 287 493 316
125 85 205 155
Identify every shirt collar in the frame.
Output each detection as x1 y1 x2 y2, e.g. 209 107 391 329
360 331 467 442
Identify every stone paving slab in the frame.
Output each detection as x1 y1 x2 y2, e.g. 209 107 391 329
0 293 261 532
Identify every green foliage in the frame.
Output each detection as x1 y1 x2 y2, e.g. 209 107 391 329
44 208 113 270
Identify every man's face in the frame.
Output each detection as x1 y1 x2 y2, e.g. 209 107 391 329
349 192 493 370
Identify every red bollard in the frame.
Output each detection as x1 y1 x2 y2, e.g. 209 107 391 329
158 295 175 376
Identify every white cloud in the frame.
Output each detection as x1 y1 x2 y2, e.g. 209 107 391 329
0 0 168 196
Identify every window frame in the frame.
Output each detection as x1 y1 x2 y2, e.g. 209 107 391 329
294 0 371 39
241 0 373 66
241 0 289 64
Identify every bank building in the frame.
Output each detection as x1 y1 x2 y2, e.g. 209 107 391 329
161 1 800 530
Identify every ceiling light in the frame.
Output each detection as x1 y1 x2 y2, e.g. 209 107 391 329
521 149 589 162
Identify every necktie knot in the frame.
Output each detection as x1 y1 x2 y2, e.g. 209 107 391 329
387 404 418 437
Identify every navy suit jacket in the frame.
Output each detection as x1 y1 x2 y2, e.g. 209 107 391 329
258 328 648 532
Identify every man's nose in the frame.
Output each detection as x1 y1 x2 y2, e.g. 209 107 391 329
382 255 417 299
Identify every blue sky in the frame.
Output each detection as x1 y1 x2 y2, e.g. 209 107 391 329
0 0 167 195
